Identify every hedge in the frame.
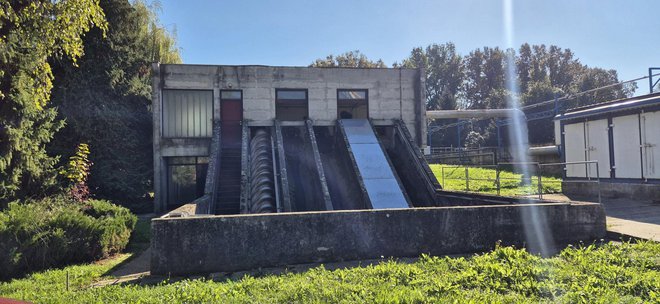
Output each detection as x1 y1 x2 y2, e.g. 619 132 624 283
0 196 137 280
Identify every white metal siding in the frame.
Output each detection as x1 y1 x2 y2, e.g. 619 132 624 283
585 119 610 178
612 115 642 178
642 111 660 179
564 122 587 177
162 90 213 138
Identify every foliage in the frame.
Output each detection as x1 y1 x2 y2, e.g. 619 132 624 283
0 196 136 280
60 143 93 201
48 0 181 210
0 0 107 206
430 164 562 196
398 43 634 147
1 241 658 303
398 43 464 111
310 50 386 68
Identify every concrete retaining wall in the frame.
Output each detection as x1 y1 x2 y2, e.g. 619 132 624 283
151 202 605 275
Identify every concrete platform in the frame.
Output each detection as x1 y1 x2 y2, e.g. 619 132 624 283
539 194 660 241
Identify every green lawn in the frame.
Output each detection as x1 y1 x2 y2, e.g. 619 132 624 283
430 164 563 197
1 242 658 303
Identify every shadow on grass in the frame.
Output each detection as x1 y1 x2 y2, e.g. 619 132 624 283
101 217 153 278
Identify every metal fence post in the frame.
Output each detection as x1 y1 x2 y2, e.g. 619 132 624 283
596 163 601 204
441 167 445 187
537 164 543 200
496 164 501 196
465 167 470 192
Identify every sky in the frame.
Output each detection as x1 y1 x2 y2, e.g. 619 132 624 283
157 0 659 94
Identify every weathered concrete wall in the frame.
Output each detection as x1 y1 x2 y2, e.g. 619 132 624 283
151 202 605 275
152 64 425 212
563 180 660 200
156 65 423 142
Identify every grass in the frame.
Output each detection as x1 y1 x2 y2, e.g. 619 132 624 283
0 241 658 303
430 164 563 197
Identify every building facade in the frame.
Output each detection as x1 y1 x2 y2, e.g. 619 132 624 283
152 64 426 212
555 92 660 199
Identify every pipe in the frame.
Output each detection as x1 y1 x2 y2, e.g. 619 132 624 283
529 145 559 156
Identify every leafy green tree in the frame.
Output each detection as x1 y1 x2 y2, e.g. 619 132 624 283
311 50 386 68
48 0 180 210
400 43 463 111
60 143 92 202
0 0 106 205
461 47 506 110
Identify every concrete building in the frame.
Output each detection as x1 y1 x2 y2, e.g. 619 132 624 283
555 92 660 199
149 63 607 275
152 64 427 212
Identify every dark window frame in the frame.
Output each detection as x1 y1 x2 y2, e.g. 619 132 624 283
275 88 309 120
161 89 215 139
337 89 369 119
165 156 209 208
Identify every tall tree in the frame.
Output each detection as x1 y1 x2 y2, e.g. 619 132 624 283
462 47 506 110
310 50 386 68
48 0 180 210
0 0 106 205
400 43 463 111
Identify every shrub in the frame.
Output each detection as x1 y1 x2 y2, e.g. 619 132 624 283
0 196 137 280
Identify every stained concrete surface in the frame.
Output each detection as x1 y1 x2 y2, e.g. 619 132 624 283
151 202 605 275
538 194 660 241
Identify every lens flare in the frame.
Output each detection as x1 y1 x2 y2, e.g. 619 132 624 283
503 0 554 256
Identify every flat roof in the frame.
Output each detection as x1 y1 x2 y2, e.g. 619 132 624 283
157 63 418 71
555 92 660 121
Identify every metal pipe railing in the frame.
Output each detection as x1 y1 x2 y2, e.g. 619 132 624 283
436 160 602 204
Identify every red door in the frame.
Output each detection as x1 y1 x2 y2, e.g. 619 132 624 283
221 99 242 147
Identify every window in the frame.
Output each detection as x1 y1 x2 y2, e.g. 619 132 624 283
166 157 209 208
276 89 308 121
337 89 368 119
221 90 242 100
162 90 213 138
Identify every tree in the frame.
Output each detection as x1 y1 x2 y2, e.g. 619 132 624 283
0 0 106 205
48 0 180 210
400 43 463 111
310 50 386 68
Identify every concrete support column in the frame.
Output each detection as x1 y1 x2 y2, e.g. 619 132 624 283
152 62 165 212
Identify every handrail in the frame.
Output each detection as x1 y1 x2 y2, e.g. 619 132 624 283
395 120 441 193
204 121 222 214
239 121 250 213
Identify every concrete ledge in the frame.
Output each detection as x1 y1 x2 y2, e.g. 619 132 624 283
563 180 660 200
151 202 606 275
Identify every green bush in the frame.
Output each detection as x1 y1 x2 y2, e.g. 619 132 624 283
0 196 137 280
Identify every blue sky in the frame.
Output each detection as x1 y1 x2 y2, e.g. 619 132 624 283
158 0 659 94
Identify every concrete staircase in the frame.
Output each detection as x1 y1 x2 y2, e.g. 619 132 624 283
215 147 242 214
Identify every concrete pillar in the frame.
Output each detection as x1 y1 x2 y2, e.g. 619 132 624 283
152 62 165 212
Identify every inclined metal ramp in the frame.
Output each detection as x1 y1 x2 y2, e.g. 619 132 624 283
339 119 409 209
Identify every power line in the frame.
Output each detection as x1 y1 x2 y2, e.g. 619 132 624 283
521 72 660 110
429 72 660 132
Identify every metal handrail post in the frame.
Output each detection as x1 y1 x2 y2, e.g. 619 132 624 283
596 164 601 204
441 167 445 187
496 164 501 196
537 163 543 200
465 167 469 192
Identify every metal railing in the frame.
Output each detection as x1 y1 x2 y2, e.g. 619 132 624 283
436 160 601 204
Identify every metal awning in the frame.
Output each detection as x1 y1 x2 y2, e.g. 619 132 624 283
555 93 660 121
